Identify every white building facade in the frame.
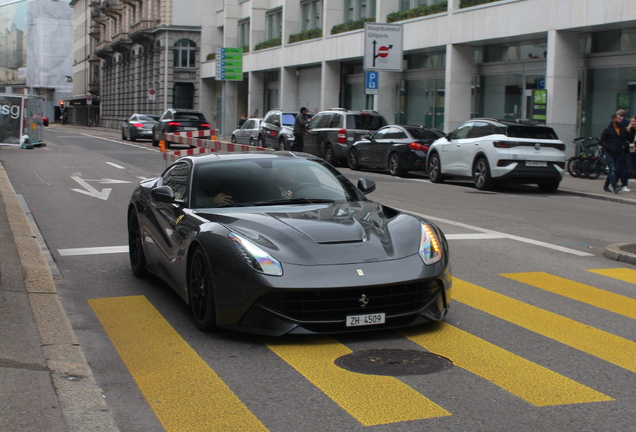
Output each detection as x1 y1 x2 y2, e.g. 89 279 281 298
200 0 636 151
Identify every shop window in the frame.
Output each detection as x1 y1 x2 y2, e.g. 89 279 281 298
405 51 445 69
474 40 547 64
173 39 196 68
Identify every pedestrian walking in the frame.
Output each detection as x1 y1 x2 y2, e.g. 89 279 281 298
601 113 629 193
292 107 310 152
625 116 636 187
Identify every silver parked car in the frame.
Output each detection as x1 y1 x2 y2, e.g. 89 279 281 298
121 114 159 141
231 118 262 145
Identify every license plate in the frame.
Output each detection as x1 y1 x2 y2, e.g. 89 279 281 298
525 161 547 167
346 312 386 327
183 127 197 131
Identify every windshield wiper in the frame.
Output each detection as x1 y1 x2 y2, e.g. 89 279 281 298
252 198 336 206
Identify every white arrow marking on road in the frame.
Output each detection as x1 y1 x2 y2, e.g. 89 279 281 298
71 176 112 200
106 162 126 169
83 178 132 184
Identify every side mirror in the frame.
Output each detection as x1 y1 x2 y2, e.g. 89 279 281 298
151 185 176 203
357 178 376 195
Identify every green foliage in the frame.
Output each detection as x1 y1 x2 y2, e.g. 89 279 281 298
206 53 216 61
387 1 447 23
254 37 282 51
289 28 323 44
242 45 249 53
460 0 501 8
331 17 375 35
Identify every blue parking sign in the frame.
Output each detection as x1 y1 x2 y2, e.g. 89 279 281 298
365 71 379 95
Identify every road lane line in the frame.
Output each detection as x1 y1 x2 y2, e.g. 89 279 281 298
89 296 267 432
106 161 126 169
502 272 636 320
588 268 636 284
409 212 594 256
445 233 507 240
262 336 450 426
453 278 636 373
400 323 612 406
58 246 128 256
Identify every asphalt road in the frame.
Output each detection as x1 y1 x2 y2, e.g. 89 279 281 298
2 126 635 432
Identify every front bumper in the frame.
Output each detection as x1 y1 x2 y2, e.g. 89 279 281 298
213 254 452 336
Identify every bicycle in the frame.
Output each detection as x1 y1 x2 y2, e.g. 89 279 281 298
567 137 600 178
580 145 608 180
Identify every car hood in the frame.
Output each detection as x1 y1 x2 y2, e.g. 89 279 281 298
196 201 423 265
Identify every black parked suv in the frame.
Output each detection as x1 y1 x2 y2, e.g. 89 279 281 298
304 108 388 165
259 109 313 150
152 108 211 147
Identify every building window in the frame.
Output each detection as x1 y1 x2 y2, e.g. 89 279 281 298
346 0 376 21
238 19 250 48
266 8 283 40
400 0 442 9
301 0 322 32
173 39 196 68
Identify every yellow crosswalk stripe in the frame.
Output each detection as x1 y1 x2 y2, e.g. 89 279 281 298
502 272 636 320
454 278 636 373
588 268 636 284
262 336 450 426
401 322 612 406
89 296 268 432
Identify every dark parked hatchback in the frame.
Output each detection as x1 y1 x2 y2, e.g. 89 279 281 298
303 108 388 165
348 125 445 176
152 108 211 147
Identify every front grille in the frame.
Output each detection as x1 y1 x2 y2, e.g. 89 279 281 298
256 280 442 322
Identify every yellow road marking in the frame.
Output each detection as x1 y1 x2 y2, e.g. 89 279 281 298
89 296 267 432
401 323 612 406
262 336 450 426
502 272 636 320
454 278 636 373
588 268 636 284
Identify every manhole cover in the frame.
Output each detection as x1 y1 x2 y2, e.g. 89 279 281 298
335 349 452 376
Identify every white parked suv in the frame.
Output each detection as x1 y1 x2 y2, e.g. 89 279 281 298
426 118 567 192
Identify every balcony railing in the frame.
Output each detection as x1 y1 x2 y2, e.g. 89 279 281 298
111 32 129 44
130 19 159 33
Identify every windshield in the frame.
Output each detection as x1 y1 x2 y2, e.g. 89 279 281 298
192 158 366 208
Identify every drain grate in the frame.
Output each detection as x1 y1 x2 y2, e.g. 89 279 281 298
335 349 452 377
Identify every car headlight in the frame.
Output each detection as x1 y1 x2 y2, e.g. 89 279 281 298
228 232 283 276
418 223 442 265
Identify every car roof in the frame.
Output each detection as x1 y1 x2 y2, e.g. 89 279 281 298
181 151 323 166
467 118 549 128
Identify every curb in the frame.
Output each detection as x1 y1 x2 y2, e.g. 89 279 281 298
603 243 636 266
0 162 120 432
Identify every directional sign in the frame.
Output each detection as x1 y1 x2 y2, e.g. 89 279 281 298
365 71 379 95
216 47 243 81
364 23 403 71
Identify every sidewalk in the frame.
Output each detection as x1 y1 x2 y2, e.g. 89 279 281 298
1 125 635 431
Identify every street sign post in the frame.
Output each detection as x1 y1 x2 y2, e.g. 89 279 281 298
216 47 243 81
363 23 403 71
148 88 156 101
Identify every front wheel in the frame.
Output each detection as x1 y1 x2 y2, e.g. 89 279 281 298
388 153 406 177
538 181 560 193
189 247 217 332
259 135 267 148
473 157 495 191
348 148 360 170
427 153 444 183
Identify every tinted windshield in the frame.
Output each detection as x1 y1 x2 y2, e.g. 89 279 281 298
174 113 206 121
507 126 559 139
346 114 388 130
139 115 159 121
192 158 365 208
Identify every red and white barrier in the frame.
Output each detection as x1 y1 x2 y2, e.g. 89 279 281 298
162 129 268 162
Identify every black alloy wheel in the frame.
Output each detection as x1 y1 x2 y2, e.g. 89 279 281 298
348 148 360 170
189 247 217 331
121 129 127 140
427 153 444 183
129 132 136 142
388 153 406 177
128 210 147 277
473 157 495 191
259 135 267 148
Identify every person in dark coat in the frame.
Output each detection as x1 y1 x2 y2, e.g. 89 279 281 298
600 113 629 193
292 107 310 152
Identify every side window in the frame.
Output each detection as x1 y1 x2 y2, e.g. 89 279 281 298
392 128 408 139
308 113 323 129
129 115 136 122
244 120 253 129
264 112 275 124
467 122 493 139
329 114 342 128
372 128 388 140
161 162 190 201
272 113 280 125
451 123 473 140
315 114 332 128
